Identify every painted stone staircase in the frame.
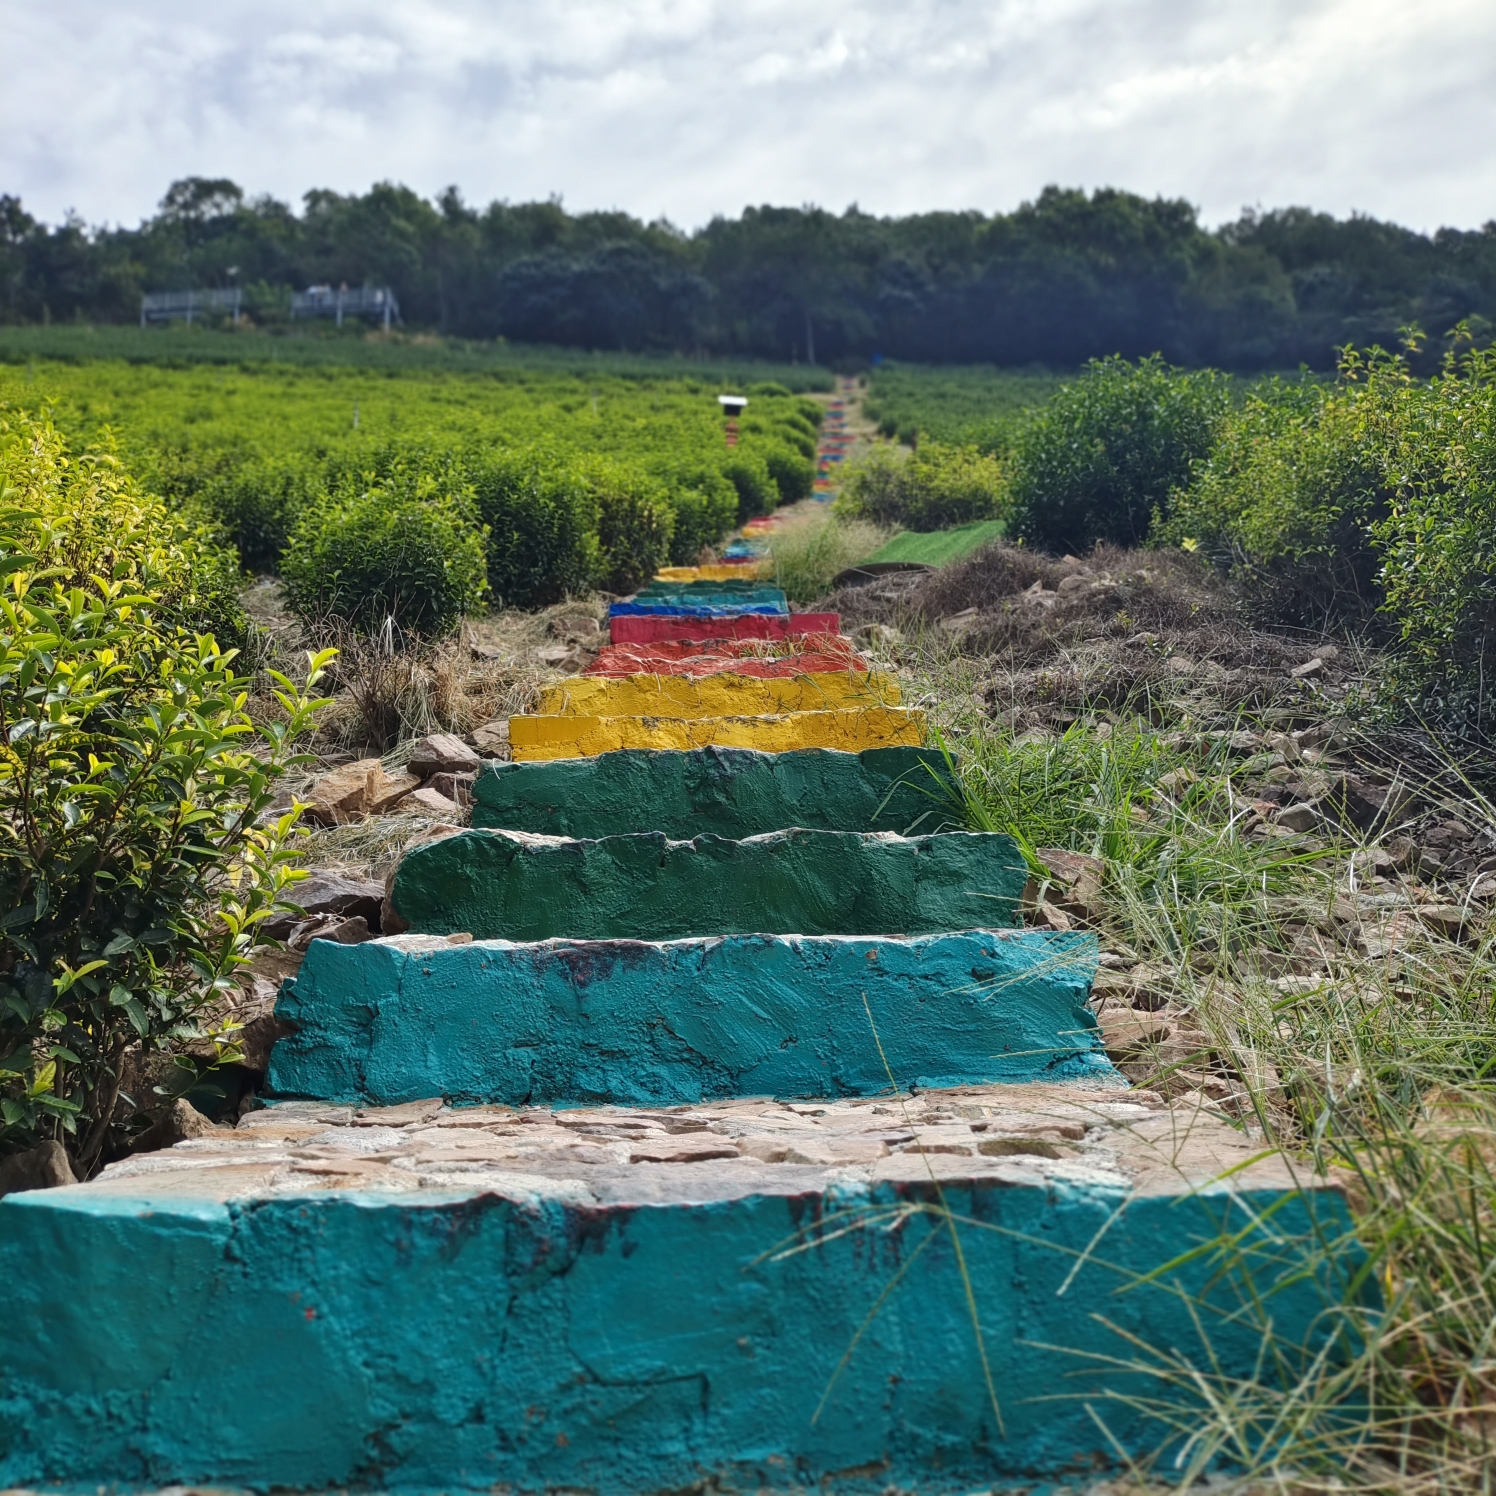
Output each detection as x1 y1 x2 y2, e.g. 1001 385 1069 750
0 576 1354 1492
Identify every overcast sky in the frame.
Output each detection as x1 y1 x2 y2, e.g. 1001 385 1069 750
6 0 1495 235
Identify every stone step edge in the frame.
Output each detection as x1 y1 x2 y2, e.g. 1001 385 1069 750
267 927 1109 1109
0 1083 1356 1493
386 827 1026 943
469 745 962 841
534 670 902 718
508 706 925 760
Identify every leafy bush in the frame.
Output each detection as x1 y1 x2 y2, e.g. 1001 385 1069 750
757 441 815 505
468 448 600 608
583 460 675 593
1009 354 1231 551
0 410 329 1169
1360 336 1496 726
281 470 489 635
836 441 1007 531
199 451 326 575
1164 376 1389 623
720 448 779 522
652 459 739 565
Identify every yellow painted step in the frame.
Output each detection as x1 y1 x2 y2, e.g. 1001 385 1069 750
508 707 926 760
536 671 900 719
654 563 770 582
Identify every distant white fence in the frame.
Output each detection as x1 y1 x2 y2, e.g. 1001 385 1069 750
140 288 242 327
290 285 400 328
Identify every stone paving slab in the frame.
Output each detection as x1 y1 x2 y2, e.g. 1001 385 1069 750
508 705 925 759
267 928 1108 1107
388 828 1028 941
0 1085 1356 1493
471 746 961 839
535 670 900 718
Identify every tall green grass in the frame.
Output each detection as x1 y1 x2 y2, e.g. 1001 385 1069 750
863 633 1496 1489
766 509 887 604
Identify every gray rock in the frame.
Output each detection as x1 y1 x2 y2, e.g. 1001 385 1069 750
408 733 481 777
262 870 385 939
1276 801 1322 833
130 1098 218 1155
0 1139 77 1198
428 770 477 807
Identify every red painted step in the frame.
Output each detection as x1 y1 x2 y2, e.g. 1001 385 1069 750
587 635 866 677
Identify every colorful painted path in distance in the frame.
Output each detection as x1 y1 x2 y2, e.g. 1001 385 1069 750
0 548 1362 1494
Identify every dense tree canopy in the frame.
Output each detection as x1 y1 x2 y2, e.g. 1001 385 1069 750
3 178 1492 369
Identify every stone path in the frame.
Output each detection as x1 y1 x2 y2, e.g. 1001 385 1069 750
0 557 1355 1491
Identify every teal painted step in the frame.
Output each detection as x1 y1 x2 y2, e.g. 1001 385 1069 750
471 745 963 839
389 828 1028 941
267 929 1108 1107
0 1106 1362 1493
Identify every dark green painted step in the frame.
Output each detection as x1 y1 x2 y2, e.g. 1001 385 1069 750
471 746 962 839
389 828 1027 942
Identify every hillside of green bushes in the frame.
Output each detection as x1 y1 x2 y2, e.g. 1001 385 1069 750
1 359 822 618
837 333 1496 736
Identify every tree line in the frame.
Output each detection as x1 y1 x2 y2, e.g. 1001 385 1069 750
2 176 1493 370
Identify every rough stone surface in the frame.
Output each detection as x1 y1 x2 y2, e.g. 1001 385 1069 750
261 870 385 939
468 717 512 758
537 671 900 719
0 1086 1358 1493
471 746 963 840
0 1140 76 1198
128 1098 218 1154
608 612 839 646
587 635 866 679
366 767 423 813
388 828 1028 942
405 785 463 819
407 733 481 777
268 928 1108 1106
304 757 382 825
427 769 476 806
508 705 926 760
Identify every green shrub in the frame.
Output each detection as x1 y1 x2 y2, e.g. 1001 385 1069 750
1360 336 1496 726
281 470 489 635
468 448 600 607
720 449 779 522
1009 354 1231 551
199 451 326 575
836 441 1007 531
584 459 675 592
1164 377 1388 623
0 409 329 1169
652 459 739 565
758 441 815 505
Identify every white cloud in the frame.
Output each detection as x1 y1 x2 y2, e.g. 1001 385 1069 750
2 0 1493 233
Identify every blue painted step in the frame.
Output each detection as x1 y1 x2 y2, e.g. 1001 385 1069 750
266 928 1110 1108
0 1087 1361 1493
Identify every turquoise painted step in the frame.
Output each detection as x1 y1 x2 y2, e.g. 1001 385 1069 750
388 828 1028 942
267 929 1108 1107
471 745 962 839
0 1090 1362 1492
